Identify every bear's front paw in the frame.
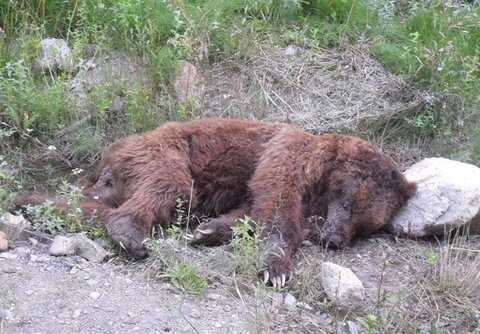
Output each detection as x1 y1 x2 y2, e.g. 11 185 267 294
259 253 294 290
106 213 149 260
191 219 234 246
110 233 150 260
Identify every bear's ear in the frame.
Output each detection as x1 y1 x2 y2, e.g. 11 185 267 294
405 181 417 199
391 170 417 199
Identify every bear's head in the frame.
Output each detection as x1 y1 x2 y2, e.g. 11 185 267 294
321 159 416 249
81 165 123 208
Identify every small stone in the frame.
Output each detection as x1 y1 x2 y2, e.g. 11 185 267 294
285 44 298 56
321 262 365 306
190 309 201 319
301 240 313 247
86 279 97 286
50 235 76 256
70 267 80 274
0 232 8 252
25 290 34 296
269 292 284 313
2 267 16 273
297 302 312 310
29 238 39 247
73 233 110 263
89 291 101 299
72 309 82 319
0 252 17 260
214 323 222 328
320 312 334 325
207 293 222 301
36 255 51 263
284 293 297 309
0 213 32 241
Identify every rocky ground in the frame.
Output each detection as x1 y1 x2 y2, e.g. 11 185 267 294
1 229 479 334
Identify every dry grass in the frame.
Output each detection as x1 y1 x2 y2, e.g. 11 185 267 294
200 42 428 135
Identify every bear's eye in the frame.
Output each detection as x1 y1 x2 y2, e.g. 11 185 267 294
105 179 113 187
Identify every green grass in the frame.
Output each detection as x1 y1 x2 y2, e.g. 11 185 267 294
0 0 479 164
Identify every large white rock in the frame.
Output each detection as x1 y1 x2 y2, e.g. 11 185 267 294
36 38 74 72
321 262 365 306
390 158 480 237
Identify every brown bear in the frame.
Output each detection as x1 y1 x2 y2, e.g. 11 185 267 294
15 119 416 288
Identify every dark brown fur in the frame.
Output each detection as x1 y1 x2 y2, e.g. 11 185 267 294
14 119 416 280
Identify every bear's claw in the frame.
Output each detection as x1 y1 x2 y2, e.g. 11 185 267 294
261 270 294 289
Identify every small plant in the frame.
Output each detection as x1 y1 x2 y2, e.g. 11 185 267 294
167 225 183 241
359 313 379 334
426 249 438 267
175 97 197 122
231 215 264 278
23 201 66 235
0 149 18 211
165 261 206 295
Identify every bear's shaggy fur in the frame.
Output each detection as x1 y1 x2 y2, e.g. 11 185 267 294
15 119 416 286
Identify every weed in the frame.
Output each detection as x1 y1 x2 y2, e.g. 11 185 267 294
359 313 379 334
165 261 206 295
22 201 66 235
231 215 265 279
175 97 197 121
167 225 183 241
0 153 18 211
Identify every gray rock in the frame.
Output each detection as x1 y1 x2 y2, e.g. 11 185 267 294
49 235 76 256
0 212 32 241
72 233 110 263
89 291 101 299
284 293 297 309
284 44 298 56
72 309 82 319
321 262 365 306
36 38 74 72
390 158 480 237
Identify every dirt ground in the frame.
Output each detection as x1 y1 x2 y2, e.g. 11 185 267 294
1 231 479 334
